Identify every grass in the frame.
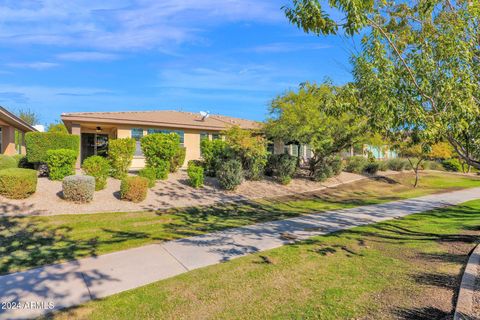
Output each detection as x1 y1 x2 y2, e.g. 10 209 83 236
1 171 480 275
52 198 480 319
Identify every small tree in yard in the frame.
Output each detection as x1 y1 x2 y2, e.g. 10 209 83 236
141 133 180 180
265 82 366 177
200 139 230 176
224 126 268 181
395 132 452 188
108 138 136 179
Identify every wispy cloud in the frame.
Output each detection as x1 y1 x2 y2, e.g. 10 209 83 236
6 62 59 70
0 0 283 51
56 51 120 61
249 42 332 53
157 64 296 92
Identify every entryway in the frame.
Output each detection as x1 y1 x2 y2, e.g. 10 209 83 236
81 133 109 163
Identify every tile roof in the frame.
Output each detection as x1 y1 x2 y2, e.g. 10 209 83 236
61 110 261 131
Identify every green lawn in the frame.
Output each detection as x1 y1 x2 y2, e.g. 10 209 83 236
52 198 480 320
1 171 480 275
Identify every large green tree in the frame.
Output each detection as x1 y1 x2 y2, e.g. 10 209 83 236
265 82 365 176
284 0 480 168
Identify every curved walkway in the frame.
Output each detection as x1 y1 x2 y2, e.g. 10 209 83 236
1 187 480 319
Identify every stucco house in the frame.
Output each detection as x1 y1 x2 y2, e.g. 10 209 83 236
61 110 261 168
0 106 37 155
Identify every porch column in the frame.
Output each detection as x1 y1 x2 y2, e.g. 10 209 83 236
71 123 81 168
2 126 16 155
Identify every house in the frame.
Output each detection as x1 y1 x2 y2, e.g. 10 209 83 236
61 110 261 168
0 106 37 155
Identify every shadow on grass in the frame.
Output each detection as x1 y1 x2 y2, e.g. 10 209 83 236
393 307 450 320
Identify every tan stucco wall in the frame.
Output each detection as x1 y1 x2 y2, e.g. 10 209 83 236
73 123 214 170
0 125 27 156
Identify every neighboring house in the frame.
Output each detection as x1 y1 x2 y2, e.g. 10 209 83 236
0 106 37 155
61 110 261 168
273 141 397 164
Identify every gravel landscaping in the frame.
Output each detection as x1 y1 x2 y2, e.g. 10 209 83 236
0 170 369 216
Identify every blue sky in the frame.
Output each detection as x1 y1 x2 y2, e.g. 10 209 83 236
0 0 355 125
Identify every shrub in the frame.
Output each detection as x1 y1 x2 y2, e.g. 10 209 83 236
62 175 95 203
377 160 389 171
387 158 408 171
170 147 186 173
82 156 111 191
138 167 157 188
267 154 297 185
442 158 462 172
329 156 343 176
223 126 268 181
345 156 369 174
217 159 243 190
0 155 17 170
313 156 343 182
120 176 148 203
151 160 169 180
424 160 444 171
363 162 380 175
201 139 230 176
187 162 204 188
314 164 334 182
141 133 180 180
25 132 79 163
0 168 37 199
46 149 77 180
108 138 136 179
243 157 267 181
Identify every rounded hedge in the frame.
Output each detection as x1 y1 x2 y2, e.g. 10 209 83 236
0 168 38 199
345 156 369 174
266 154 297 185
363 162 380 175
217 159 243 190
138 167 157 188
0 155 18 170
120 176 149 203
387 158 408 171
62 175 95 203
82 156 111 191
187 162 204 188
46 149 77 181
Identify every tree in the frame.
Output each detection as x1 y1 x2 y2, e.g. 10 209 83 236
17 108 40 126
224 126 268 180
265 82 366 176
47 122 68 134
283 1 480 169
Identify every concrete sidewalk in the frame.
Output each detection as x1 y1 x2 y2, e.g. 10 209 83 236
1 187 480 319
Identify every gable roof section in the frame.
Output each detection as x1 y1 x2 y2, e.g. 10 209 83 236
0 106 37 132
61 110 262 131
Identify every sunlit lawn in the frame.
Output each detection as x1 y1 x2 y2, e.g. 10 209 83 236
1 171 480 275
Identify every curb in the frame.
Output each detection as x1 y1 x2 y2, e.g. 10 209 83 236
454 243 480 320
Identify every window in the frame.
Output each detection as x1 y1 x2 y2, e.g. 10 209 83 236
131 128 144 156
212 133 221 140
172 130 184 144
200 132 209 141
147 129 184 144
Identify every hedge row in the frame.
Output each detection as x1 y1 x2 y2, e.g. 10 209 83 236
25 132 79 163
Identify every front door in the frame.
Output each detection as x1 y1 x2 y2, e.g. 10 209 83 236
81 133 109 163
